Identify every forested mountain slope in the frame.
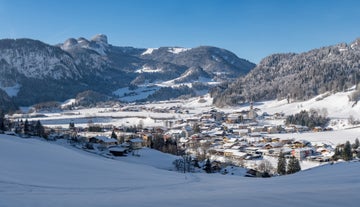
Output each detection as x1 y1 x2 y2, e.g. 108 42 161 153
212 38 360 106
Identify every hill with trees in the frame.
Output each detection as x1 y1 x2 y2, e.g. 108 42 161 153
212 38 360 106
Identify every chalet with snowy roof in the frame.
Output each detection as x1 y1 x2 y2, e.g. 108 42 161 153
284 126 296 133
315 147 334 157
128 138 144 150
201 113 213 120
89 136 118 147
224 149 247 159
232 129 249 136
226 113 241 124
263 142 283 149
313 126 323 132
293 140 311 148
108 146 128 156
267 126 280 134
294 125 309 132
292 147 314 160
249 126 265 133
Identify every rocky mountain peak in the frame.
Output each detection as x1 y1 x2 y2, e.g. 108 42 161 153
91 34 108 44
60 35 109 55
61 38 78 50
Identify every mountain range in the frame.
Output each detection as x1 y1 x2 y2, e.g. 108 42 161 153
212 38 360 106
1 34 360 113
0 34 255 112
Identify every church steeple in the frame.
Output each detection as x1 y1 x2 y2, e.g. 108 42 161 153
248 100 256 120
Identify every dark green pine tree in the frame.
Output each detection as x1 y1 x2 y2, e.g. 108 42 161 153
343 141 352 161
0 110 5 131
332 145 342 160
353 138 359 149
287 156 301 174
24 119 30 135
204 158 212 173
111 130 117 139
34 120 45 138
277 152 287 175
293 157 301 173
69 121 75 130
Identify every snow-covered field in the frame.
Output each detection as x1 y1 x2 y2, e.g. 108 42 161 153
1 134 359 207
2 90 360 206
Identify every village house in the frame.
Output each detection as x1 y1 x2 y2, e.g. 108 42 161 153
226 113 240 124
291 147 314 160
249 126 265 133
108 145 128 156
224 148 247 160
267 126 280 134
88 136 118 147
294 125 309 132
313 126 323 132
284 126 296 133
231 128 249 136
292 140 311 148
128 138 144 150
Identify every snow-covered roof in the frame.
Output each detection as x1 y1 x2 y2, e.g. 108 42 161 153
108 146 127 152
129 138 143 143
93 136 117 143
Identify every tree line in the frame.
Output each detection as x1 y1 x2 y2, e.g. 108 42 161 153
285 109 330 129
0 112 46 138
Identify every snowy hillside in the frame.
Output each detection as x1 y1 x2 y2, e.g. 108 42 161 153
1 134 359 207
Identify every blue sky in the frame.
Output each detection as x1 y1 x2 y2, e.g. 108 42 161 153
0 0 359 63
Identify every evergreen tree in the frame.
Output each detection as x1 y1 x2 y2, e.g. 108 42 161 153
111 130 117 139
204 158 212 173
343 141 352 161
287 156 301 174
24 119 30 135
0 110 5 131
277 152 287 175
332 145 342 160
293 157 301 173
69 121 75 130
353 138 359 149
34 120 45 138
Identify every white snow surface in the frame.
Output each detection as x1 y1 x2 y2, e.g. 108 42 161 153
141 48 158 55
1 134 360 207
135 66 163 73
113 85 160 102
167 47 191 54
61 99 76 108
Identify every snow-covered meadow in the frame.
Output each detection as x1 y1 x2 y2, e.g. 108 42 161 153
1 134 359 207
